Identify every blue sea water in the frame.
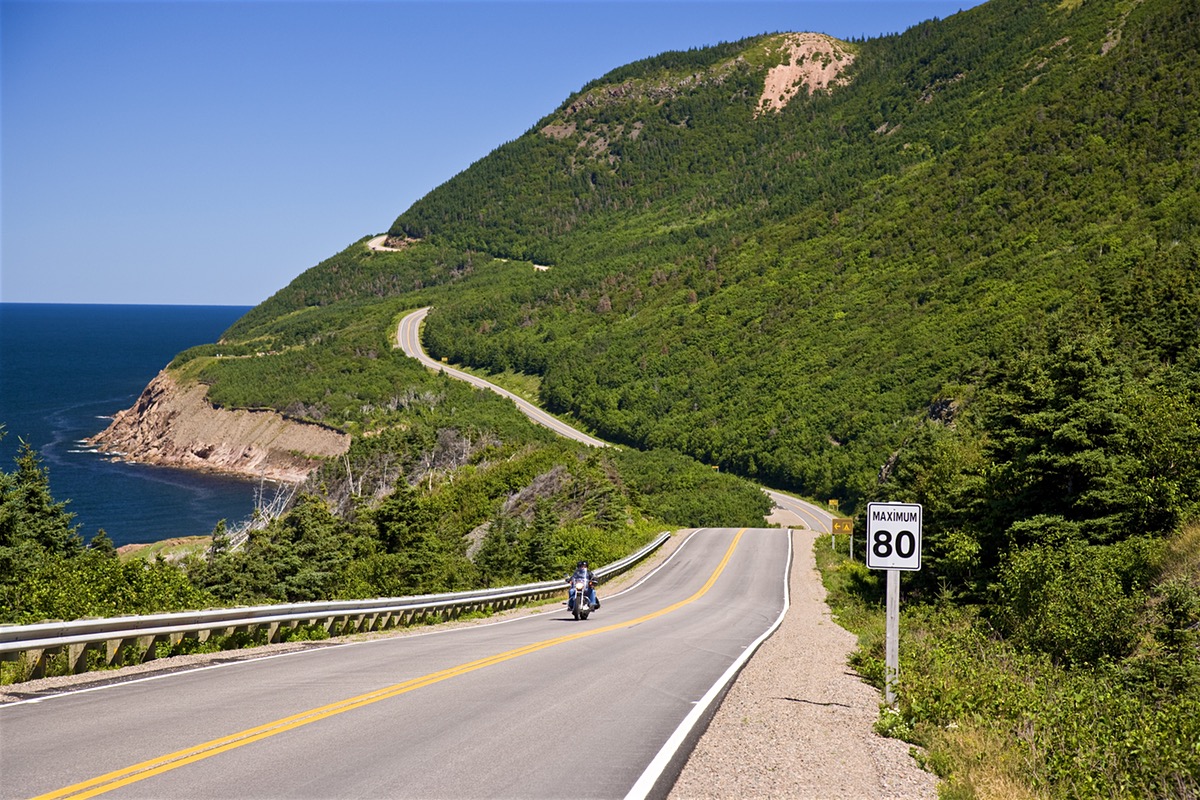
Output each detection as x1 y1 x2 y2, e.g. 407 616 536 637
0 303 263 548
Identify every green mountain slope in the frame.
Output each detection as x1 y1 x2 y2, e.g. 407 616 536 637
216 0 1198 527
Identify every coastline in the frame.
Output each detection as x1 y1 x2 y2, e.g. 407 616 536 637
88 370 351 484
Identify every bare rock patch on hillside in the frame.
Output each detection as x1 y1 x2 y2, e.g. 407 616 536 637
756 33 855 116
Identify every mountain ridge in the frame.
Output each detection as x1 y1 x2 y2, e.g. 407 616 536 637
126 0 1198 523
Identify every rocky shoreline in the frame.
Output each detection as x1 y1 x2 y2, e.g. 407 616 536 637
88 371 350 484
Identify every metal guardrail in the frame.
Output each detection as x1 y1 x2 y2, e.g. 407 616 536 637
0 532 670 682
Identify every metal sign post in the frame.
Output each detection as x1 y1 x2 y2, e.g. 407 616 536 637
832 518 853 556
886 569 900 704
865 501 923 706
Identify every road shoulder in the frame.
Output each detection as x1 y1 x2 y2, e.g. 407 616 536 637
668 528 939 799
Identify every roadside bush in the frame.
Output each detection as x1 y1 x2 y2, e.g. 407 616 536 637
992 535 1159 666
818 542 1200 799
8 551 214 624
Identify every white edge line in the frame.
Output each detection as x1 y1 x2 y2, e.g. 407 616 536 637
624 527 794 800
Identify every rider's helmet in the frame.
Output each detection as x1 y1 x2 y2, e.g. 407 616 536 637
577 560 587 569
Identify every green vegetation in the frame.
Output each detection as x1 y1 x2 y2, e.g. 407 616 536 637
0 423 765 623
3 0 1198 791
186 438 765 606
817 528 1200 798
0 433 216 624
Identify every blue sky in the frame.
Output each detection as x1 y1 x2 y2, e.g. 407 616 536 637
2 0 985 306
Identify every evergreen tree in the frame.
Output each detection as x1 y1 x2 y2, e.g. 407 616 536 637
475 516 523 586
87 530 118 559
0 438 82 615
0 439 81 563
523 500 561 581
983 328 1143 550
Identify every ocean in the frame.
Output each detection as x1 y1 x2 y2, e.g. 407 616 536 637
0 303 265 548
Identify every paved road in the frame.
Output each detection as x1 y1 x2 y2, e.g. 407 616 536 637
764 489 835 534
396 307 609 448
396 307 835 533
1 528 790 800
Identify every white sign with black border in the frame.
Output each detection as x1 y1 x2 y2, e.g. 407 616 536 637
865 501 923 571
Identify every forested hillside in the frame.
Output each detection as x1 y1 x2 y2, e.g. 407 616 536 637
212 0 1199 625
226 0 1198 544
8 0 1199 793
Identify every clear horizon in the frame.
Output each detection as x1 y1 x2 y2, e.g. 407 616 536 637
3 0 985 307
0 300 255 308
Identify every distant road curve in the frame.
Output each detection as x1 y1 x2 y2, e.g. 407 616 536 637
395 307 833 532
365 233 403 251
396 307 609 448
765 489 834 533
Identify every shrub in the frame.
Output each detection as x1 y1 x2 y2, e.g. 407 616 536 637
992 536 1154 666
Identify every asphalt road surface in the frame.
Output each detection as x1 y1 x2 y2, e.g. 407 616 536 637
395 307 609 448
1 528 790 800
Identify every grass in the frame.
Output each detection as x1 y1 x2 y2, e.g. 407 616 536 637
118 536 210 564
812 530 1200 800
450 364 542 403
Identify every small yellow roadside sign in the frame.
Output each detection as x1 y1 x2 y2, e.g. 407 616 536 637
831 516 854 557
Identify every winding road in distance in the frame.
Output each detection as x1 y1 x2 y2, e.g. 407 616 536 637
0 308 837 800
396 307 835 534
396 306 609 448
2 528 791 800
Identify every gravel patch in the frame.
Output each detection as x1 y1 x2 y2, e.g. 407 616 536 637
669 528 938 799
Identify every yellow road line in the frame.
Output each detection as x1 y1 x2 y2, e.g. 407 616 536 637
36 529 747 800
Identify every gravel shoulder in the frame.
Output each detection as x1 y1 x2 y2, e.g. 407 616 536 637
1 529 938 798
670 527 938 799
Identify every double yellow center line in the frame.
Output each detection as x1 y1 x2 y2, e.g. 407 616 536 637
37 529 745 800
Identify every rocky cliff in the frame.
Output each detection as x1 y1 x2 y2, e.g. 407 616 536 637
89 371 350 483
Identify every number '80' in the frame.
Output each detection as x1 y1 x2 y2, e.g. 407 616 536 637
872 529 917 559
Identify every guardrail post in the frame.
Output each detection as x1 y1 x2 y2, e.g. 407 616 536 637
26 648 48 679
106 637 128 668
137 635 156 664
68 642 91 674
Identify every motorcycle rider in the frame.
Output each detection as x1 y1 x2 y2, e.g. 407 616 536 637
566 560 600 611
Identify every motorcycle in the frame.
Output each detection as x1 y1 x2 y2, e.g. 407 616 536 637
568 572 595 621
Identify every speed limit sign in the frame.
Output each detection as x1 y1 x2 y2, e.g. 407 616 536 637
866 502 922 571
